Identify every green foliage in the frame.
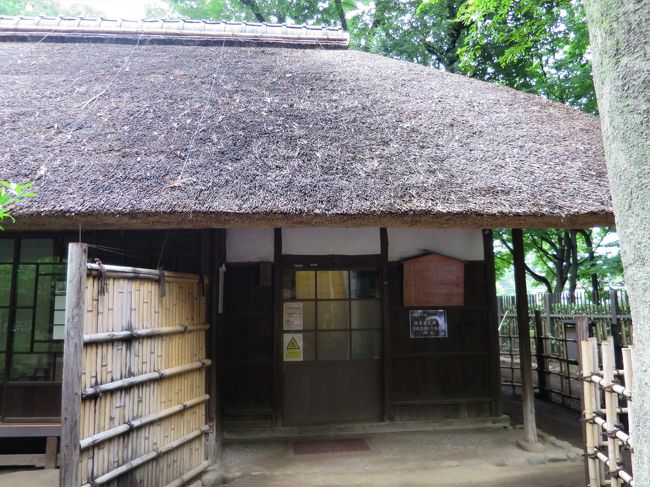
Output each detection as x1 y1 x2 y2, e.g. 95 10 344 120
0 181 37 230
0 0 103 16
453 0 597 113
494 227 623 296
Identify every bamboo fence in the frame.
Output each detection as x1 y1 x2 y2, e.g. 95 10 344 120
61 244 211 486
498 290 632 410
580 336 634 486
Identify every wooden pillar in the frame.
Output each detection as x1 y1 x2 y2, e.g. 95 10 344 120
380 228 393 421
533 310 548 401
511 229 538 446
60 243 88 487
272 228 283 426
483 229 502 416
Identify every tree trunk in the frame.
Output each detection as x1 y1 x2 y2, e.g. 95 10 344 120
580 229 600 304
584 1 650 483
567 230 578 303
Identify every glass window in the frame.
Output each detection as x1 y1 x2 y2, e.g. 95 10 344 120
10 353 51 381
0 264 12 306
317 271 348 299
351 300 382 329
283 301 315 330
16 265 36 307
0 307 8 352
283 267 382 362
350 270 381 299
20 239 55 263
34 275 54 341
13 308 33 352
317 301 349 330
282 270 316 300
0 239 14 263
317 331 349 360
352 330 382 359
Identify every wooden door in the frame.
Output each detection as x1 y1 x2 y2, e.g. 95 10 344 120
281 268 383 425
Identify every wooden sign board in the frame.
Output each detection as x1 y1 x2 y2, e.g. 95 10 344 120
403 252 464 307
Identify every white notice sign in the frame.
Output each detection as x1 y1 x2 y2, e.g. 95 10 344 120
283 302 304 330
283 333 303 362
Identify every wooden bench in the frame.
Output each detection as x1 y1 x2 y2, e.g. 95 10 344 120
0 423 60 469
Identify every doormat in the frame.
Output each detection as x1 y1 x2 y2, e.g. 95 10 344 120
293 438 371 455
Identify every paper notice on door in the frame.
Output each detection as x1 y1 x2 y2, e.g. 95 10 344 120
284 333 303 361
283 302 304 330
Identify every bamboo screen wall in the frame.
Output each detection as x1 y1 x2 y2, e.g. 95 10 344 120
61 244 211 487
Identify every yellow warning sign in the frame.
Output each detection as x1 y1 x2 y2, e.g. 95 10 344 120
283 333 303 361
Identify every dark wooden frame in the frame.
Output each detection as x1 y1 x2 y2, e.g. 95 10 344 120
483 229 502 416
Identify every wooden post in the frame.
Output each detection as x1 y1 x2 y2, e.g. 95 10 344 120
544 293 553 347
380 228 393 421
533 310 548 401
512 229 538 447
483 229 502 416
60 243 88 487
609 289 624 368
272 228 283 426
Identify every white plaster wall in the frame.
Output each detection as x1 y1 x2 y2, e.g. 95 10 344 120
387 228 484 261
282 228 381 255
226 228 274 262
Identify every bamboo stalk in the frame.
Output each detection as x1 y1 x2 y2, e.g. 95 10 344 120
86 263 200 281
585 374 632 399
82 359 211 398
84 323 209 343
581 339 600 486
163 458 211 487
81 395 209 450
82 426 209 487
622 347 634 472
602 338 621 487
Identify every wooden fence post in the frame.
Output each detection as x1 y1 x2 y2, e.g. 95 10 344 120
534 310 548 401
609 290 624 369
60 243 88 487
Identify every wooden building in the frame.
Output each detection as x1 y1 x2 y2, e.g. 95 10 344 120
0 16 614 483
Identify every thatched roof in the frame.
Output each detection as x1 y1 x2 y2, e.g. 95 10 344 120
0 21 613 230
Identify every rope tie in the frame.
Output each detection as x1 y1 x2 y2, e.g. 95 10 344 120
95 258 109 296
158 267 166 297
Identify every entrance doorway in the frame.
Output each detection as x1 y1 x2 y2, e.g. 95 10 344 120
281 267 383 425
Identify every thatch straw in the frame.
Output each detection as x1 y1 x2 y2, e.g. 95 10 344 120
0 33 612 229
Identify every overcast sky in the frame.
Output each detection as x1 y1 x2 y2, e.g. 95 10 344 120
58 0 171 19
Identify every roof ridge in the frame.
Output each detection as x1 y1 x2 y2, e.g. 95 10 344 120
0 15 349 48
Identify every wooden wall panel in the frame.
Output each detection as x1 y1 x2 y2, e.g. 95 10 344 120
388 261 497 420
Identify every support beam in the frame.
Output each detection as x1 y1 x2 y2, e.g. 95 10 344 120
511 229 538 447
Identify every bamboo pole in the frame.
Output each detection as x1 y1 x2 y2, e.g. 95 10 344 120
164 459 211 487
622 347 634 472
81 359 211 398
83 323 209 343
80 395 209 450
581 339 600 486
81 426 209 487
602 338 622 487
